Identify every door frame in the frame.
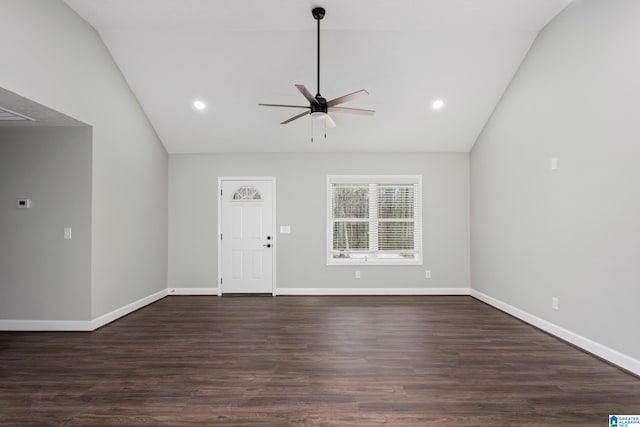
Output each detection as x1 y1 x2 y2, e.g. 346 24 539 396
217 176 277 296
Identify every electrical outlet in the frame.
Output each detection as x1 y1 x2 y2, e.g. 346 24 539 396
355 270 361 279
552 297 559 310
425 270 431 279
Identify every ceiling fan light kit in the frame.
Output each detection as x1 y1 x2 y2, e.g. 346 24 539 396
259 6 375 140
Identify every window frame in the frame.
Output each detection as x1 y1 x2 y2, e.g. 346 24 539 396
326 175 423 266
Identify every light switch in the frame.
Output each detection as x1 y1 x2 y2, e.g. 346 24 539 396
64 227 72 240
550 157 558 170
280 226 291 234
17 199 32 209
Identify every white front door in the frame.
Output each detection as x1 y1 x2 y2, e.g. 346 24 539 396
220 179 274 294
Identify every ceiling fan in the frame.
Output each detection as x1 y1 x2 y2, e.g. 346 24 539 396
259 7 375 130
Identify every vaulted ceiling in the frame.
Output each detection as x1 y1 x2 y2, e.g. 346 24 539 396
63 0 571 153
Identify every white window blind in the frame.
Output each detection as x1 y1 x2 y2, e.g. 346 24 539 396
327 176 422 265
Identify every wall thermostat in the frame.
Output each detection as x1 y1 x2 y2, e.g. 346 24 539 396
17 199 32 209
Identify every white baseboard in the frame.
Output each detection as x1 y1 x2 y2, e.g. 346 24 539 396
0 289 168 331
0 319 93 331
168 287 219 295
276 287 471 296
91 288 168 330
470 289 640 377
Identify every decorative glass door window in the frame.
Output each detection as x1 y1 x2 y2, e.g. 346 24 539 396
232 186 262 201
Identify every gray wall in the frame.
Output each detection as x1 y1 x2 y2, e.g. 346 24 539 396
471 0 640 360
0 127 92 320
0 0 168 319
169 153 469 291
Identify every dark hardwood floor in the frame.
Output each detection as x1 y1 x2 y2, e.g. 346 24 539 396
1 296 638 426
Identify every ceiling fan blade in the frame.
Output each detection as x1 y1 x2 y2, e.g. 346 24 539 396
328 106 376 116
325 115 336 128
326 90 369 107
259 103 309 109
281 110 310 125
295 84 319 105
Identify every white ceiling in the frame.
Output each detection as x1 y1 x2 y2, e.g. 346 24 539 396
64 0 571 153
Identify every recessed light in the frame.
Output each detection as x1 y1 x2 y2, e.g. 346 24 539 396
432 99 444 110
193 100 206 110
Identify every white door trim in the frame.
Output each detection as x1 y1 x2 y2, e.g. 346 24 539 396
218 176 276 296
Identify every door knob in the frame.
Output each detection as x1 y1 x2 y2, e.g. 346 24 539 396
263 244 271 248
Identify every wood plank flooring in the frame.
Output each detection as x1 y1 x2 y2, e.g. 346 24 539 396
1 296 638 426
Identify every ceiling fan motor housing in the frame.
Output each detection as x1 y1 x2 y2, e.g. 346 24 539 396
311 99 327 115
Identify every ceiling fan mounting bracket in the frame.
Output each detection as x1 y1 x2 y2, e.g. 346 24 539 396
312 7 325 20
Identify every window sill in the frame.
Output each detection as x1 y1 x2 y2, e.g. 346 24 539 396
327 259 423 266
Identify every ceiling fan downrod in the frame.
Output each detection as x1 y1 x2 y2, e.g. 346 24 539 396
312 7 325 98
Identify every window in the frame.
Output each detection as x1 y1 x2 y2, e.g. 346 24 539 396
327 175 422 265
